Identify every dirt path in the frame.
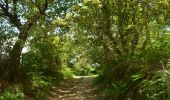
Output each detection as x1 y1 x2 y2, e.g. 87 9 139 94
49 76 104 100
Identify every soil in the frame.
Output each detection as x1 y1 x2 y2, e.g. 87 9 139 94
49 76 104 100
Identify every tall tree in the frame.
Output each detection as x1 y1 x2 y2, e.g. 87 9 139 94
70 0 170 99
0 0 54 82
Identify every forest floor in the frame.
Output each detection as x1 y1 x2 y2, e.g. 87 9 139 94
49 76 104 100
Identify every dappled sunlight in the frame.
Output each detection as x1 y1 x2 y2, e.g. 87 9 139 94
49 76 103 100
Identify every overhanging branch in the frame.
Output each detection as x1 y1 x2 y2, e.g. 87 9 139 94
13 0 18 19
30 0 54 15
0 1 21 28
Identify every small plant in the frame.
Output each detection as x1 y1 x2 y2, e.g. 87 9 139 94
35 89 49 100
32 75 51 89
0 85 24 100
62 67 75 79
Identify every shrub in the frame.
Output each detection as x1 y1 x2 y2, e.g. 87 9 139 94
62 67 75 79
0 85 24 100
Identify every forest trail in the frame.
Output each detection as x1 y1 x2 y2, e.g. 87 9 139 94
49 76 104 100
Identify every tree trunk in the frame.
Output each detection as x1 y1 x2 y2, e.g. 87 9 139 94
0 0 51 83
4 29 29 82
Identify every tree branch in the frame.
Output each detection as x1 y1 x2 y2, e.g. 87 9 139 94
30 0 53 15
13 0 18 19
42 0 48 13
0 1 21 28
0 10 5 16
5 0 9 10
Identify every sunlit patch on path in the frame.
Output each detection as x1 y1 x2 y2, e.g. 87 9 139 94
49 76 104 100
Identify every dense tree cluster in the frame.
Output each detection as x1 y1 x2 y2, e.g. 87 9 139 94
0 0 170 99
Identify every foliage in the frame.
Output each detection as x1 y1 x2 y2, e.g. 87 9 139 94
21 71 62 99
62 67 75 79
0 0 170 99
69 0 170 99
32 74 52 99
104 70 170 99
20 35 64 99
0 85 24 100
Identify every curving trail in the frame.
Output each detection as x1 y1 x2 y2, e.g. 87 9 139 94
49 76 104 100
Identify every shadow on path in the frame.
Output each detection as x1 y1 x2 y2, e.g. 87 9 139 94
49 76 104 100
